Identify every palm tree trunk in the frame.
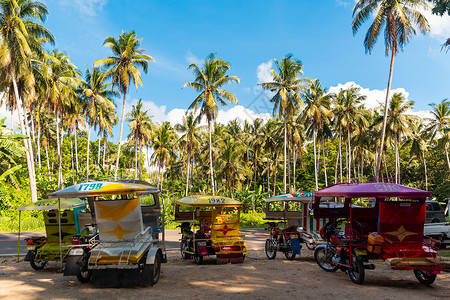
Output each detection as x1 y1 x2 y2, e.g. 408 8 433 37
208 119 215 195
348 127 351 182
97 138 101 167
445 146 450 172
339 128 343 182
267 154 270 195
313 127 318 191
273 150 279 194
11 74 37 202
37 123 41 169
103 138 107 169
423 156 428 191
253 150 258 191
139 140 142 179
322 139 328 186
335 149 339 184
395 136 399 184
114 92 127 181
288 136 291 192
293 145 296 191
56 111 63 189
376 50 395 180
134 138 138 180
70 137 75 179
283 117 287 193
74 124 79 173
30 116 37 164
45 144 51 181
185 151 190 196
60 122 64 185
86 124 91 180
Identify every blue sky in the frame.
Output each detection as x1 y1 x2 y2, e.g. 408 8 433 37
3 0 450 140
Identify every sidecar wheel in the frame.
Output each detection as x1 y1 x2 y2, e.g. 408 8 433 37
414 269 436 285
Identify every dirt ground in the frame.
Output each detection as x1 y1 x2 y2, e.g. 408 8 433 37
0 248 449 300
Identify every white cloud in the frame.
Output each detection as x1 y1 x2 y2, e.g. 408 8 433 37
256 60 273 83
329 81 431 119
74 0 107 17
421 9 450 39
185 51 202 65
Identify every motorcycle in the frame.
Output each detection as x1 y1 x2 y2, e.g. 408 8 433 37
264 222 302 260
178 222 212 264
314 220 372 284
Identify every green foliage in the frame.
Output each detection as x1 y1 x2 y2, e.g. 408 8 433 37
240 212 266 228
433 0 450 16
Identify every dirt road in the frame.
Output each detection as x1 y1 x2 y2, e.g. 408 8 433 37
1 248 448 300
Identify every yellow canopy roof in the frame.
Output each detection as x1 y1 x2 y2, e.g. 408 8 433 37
48 181 158 199
175 195 242 207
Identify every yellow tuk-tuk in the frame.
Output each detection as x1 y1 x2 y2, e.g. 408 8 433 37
173 195 247 264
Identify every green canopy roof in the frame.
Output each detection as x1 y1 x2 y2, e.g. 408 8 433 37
17 198 86 211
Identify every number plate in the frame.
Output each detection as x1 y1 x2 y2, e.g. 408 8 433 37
355 249 367 256
291 234 298 239
27 246 35 250
198 242 207 246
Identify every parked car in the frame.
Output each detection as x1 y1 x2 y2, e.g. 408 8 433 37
426 200 446 223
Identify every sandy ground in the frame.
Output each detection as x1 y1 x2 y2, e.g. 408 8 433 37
0 248 449 300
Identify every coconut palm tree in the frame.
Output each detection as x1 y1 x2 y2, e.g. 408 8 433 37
183 53 240 195
301 79 333 190
216 136 250 198
0 0 54 201
151 122 177 192
378 93 415 183
427 99 450 171
80 65 116 180
403 119 429 190
43 50 81 188
95 31 153 181
126 99 153 179
175 112 204 196
332 86 367 182
352 0 430 179
259 55 310 193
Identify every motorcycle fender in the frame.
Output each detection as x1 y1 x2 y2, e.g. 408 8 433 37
24 250 33 262
290 235 301 255
64 255 82 276
315 244 328 249
145 248 161 265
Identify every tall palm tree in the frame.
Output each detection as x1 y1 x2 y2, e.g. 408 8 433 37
151 122 177 194
378 93 414 183
403 119 429 190
216 136 250 198
332 86 367 182
95 31 153 181
352 0 430 179
126 99 153 179
301 79 333 190
182 53 240 195
44 50 81 188
175 112 204 196
0 0 54 201
259 54 310 193
80 65 116 180
427 99 450 171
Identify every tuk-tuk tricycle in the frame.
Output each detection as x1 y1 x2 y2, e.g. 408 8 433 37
48 180 166 287
17 198 93 273
173 195 247 264
263 192 327 260
313 182 444 285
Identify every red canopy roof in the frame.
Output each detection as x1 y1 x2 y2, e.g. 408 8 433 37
315 182 431 199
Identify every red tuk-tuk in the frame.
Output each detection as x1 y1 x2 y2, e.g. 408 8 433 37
313 182 444 285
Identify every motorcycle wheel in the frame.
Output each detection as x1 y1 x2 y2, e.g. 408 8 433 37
413 269 437 285
348 252 365 284
77 253 92 283
265 239 277 260
29 250 47 270
142 252 162 286
314 246 338 272
180 240 188 259
284 239 296 260
194 254 203 265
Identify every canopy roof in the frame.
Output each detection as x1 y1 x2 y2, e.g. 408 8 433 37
176 195 242 207
18 198 86 211
48 181 158 199
266 192 314 203
315 183 431 199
